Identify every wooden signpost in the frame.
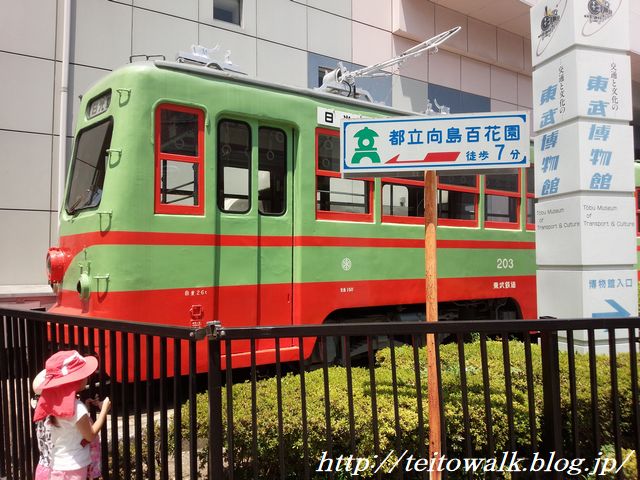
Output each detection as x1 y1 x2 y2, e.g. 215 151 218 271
424 169 441 477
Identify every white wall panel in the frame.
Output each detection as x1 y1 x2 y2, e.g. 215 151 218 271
490 65 518 104
497 28 524 71
132 8 198 63
0 0 56 59
0 210 50 285
0 53 54 134
135 0 198 21
70 0 132 70
429 49 461 90
257 0 307 50
308 8 351 61
461 57 490 97
352 0 391 31
0 131 52 211
256 40 307 88
307 0 351 18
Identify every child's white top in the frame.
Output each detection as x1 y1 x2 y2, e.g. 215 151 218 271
50 399 91 471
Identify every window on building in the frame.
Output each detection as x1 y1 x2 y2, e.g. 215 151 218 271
438 175 479 226
317 66 333 87
484 172 520 229
218 120 251 213
155 104 204 215
316 128 372 221
525 164 535 230
214 0 242 25
258 127 286 215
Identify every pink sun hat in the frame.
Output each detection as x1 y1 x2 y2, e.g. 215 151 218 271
41 350 98 390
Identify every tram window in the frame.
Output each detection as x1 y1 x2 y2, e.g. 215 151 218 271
258 127 286 215
438 190 476 221
317 133 340 172
317 177 370 214
437 174 479 226
381 178 424 224
526 164 535 229
218 120 251 213
155 104 204 215
382 184 425 217
160 160 198 206
66 118 113 215
315 128 372 221
484 171 520 228
160 110 198 156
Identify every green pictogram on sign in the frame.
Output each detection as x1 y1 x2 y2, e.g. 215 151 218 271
351 127 381 164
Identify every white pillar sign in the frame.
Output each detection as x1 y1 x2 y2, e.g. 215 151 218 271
531 0 636 351
534 122 634 197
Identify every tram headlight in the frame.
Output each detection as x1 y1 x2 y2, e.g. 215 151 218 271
46 247 66 286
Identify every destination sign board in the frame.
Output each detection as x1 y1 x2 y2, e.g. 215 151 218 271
341 112 529 178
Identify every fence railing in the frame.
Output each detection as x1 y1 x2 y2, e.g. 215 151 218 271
2 308 640 479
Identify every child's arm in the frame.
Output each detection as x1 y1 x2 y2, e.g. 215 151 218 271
76 397 111 442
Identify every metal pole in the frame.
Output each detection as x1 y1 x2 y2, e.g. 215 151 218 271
207 322 224 479
424 170 441 479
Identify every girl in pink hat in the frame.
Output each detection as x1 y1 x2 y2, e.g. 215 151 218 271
33 350 111 480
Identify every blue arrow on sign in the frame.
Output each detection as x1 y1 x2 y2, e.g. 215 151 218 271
592 299 631 318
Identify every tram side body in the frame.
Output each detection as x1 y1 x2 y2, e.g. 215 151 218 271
47 61 540 376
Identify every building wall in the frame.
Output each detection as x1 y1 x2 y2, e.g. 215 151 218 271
0 0 578 299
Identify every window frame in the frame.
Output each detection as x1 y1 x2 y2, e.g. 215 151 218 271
381 174 480 227
65 117 113 215
258 126 287 217
154 103 205 216
213 0 242 26
437 175 480 227
217 119 252 214
380 176 424 225
525 165 535 231
636 188 640 236
484 171 522 230
315 127 373 222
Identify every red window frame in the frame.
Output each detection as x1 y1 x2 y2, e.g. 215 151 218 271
315 128 373 222
437 175 480 227
154 103 205 215
380 176 424 225
525 165 535 231
484 171 521 230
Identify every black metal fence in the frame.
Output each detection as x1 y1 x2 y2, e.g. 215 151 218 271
2 307 640 479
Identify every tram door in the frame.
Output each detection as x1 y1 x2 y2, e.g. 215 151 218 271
215 120 294 352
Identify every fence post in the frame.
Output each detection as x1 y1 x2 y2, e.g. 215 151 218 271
207 322 224 479
540 330 562 469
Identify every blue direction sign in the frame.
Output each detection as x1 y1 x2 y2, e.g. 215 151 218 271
591 299 631 318
341 112 529 178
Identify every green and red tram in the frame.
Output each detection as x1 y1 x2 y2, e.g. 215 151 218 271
47 59 544 372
